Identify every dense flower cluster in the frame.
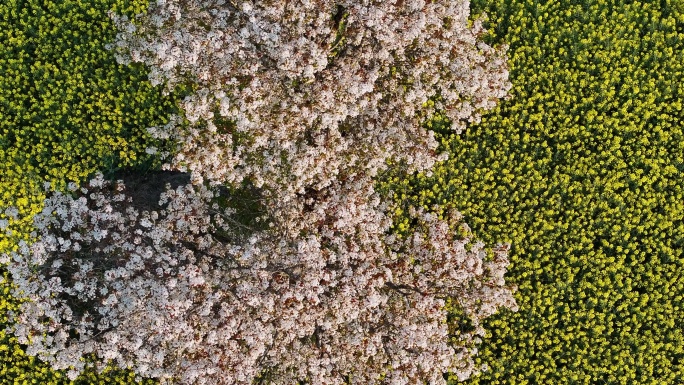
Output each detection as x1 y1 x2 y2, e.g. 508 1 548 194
109 0 511 195
4 175 516 384
3 0 517 384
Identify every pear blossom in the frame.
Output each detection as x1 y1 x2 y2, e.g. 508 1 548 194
4 175 517 384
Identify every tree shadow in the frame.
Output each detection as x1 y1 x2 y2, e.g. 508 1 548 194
106 169 191 212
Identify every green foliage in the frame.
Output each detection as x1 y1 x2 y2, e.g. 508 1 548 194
0 0 177 382
383 0 684 383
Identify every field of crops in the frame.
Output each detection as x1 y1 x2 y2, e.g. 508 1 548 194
1 0 684 383
413 0 684 383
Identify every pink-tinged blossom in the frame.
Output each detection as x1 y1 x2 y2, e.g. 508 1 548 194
109 0 511 198
5 176 517 384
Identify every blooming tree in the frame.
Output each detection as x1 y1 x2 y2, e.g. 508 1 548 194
3 0 518 384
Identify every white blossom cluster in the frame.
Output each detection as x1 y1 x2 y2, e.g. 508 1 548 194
3 0 518 384
108 0 511 196
4 174 516 384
